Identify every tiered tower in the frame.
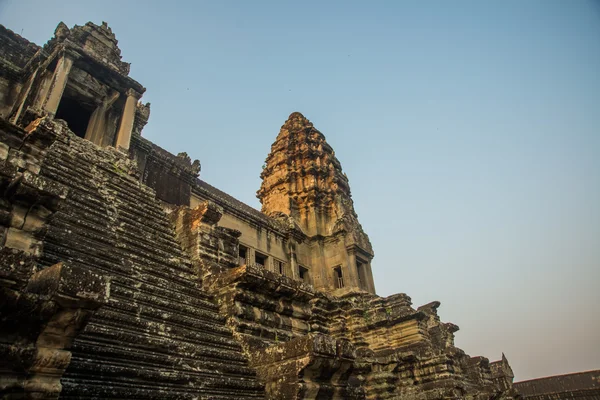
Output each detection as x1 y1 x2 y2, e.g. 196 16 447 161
258 112 375 293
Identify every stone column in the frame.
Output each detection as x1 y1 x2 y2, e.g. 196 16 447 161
43 55 74 115
9 70 38 124
115 88 140 152
288 240 298 278
310 241 325 290
345 248 360 289
365 262 376 294
248 248 256 267
85 91 120 145
85 105 107 144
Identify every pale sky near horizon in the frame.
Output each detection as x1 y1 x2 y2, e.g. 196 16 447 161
1 0 598 382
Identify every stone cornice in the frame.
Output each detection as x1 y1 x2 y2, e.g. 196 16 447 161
346 244 374 260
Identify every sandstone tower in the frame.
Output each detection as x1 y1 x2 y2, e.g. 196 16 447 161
258 112 376 293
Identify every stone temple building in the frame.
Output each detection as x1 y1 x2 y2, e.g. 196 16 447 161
0 21 527 399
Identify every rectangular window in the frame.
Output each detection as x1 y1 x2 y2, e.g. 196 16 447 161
298 265 309 283
275 259 286 276
239 245 248 266
334 266 344 289
255 252 267 268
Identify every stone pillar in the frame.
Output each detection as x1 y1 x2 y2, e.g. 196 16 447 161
31 70 54 110
85 91 119 145
115 88 140 152
311 241 328 291
9 70 38 124
248 248 256 267
345 248 360 289
85 104 107 145
43 55 74 115
289 240 298 279
306 207 318 236
365 262 376 294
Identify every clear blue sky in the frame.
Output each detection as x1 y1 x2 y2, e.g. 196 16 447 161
2 0 598 381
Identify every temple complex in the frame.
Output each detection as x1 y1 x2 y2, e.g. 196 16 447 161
0 20 580 400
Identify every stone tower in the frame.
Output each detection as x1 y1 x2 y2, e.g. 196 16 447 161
4 21 149 152
258 112 376 293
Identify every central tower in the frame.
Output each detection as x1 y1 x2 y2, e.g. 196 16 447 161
258 112 376 293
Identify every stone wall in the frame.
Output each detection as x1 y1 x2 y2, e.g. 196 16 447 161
0 25 40 118
0 26 40 70
130 133 199 206
191 188 313 281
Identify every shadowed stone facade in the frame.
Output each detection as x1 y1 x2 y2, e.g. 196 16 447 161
0 21 546 400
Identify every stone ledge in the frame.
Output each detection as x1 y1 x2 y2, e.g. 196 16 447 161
206 263 315 302
26 262 109 309
251 334 364 400
253 333 355 365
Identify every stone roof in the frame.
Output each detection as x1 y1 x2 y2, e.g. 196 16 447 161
514 370 600 397
193 179 288 234
0 25 41 72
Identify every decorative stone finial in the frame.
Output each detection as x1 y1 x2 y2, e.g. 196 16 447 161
54 22 70 40
287 111 306 120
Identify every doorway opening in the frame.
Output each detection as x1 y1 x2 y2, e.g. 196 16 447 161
55 96 93 138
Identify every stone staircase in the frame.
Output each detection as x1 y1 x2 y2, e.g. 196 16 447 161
38 134 264 399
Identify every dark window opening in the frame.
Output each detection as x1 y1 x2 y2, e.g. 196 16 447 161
298 266 309 283
55 96 93 139
334 266 344 289
239 245 247 266
276 260 285 276
255 252 267 268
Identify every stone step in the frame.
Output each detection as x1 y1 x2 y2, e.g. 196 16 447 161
110 276 219 313
114 208 181 247
43 243 213 307
66 355 260 385
51 193 171 244
38 138 264 398
49 206 195 276
60 379 264 400
71 339 257 377
44 229 198 283
82 320 249 364
42 158 171 225
106 288 234 340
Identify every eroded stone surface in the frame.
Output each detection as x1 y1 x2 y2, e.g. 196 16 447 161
0 117 106 399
